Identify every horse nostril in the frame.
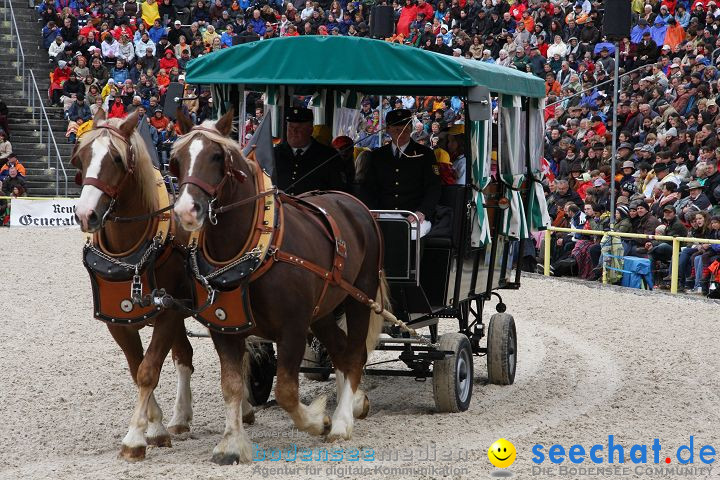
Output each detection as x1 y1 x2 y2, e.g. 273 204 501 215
88 210 98 224
191 201 201 213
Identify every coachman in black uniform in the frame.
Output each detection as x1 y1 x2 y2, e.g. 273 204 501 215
274 107 347 195
360 109 441 230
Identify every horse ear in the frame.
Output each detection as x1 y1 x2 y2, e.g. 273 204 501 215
93 108 106 125
214 108 235 137
176 107 194 134
119 111 139 138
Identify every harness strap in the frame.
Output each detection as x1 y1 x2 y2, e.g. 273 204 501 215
181 174 228 198
273 250 374 308
83 176 120 198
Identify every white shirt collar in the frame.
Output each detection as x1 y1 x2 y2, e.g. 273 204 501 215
393 140 410 156
293 142 312 155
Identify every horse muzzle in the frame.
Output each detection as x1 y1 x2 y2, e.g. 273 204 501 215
174 186 207 232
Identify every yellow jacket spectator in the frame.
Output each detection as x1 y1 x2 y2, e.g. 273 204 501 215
141 0 160 28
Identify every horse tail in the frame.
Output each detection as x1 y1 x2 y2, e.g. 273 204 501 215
366 270 390 356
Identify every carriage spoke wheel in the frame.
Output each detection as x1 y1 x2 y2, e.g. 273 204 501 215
247 342 277 406
486 313 517 385
432 333 474 413
302 337 332 381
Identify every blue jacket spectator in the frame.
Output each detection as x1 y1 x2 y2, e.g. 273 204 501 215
42 23 60 49
67 99 92 122
111 65 130 84
54 0 77 13
249 16 266 35
148 25 167 44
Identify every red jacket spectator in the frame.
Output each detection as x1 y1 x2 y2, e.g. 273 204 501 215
80 24 99 38
159 50 179 71
112 24 135 41
509 1 526 21
415 0 434 23
108 97 127 118
396 2 417 37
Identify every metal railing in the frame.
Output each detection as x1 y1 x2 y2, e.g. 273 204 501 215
4 0 68 196
542 226 720 294
3 0 26 96
29 70 68 196
546 62 650 109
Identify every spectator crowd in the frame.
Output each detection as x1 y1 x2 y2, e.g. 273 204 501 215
21 0 720 292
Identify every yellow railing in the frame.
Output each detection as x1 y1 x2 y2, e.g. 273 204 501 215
543 226 720 293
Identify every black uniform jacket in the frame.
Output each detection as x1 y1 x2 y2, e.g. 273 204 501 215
275 139 347 195
360 140 441 219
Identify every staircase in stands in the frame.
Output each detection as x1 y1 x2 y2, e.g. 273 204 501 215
0 0 80 197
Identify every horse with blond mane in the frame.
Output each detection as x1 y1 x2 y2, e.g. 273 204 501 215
71 110 254 461
170 109 388 464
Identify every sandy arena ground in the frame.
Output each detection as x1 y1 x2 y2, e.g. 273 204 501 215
1 228 720 480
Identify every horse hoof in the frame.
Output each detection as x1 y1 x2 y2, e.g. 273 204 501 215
120 445 146 461
147 434 172 447
167 425 190 435
211 453 240 465
326 431 350 443
322 415 332 435
242 411 255 425
356 395 370 420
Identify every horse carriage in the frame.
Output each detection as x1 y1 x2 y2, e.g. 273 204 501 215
181 36 551 412
71 36 549 462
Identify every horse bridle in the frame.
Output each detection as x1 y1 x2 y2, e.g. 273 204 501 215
175 125 250 225
72 124 137 226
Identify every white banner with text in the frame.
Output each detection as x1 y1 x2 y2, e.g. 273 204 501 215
9 198 78 227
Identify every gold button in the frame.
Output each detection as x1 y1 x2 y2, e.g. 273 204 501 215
395 194 399 198
395 168 399 172
395 182 399 185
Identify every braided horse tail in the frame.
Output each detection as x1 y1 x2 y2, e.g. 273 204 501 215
365 270 390 355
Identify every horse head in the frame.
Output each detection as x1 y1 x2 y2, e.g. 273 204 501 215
72 109 158 232
171 108 253 232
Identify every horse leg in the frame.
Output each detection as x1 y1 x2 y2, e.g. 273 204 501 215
325 294 382 442
120 318 177 461
209 332 252 465
107 324 172 449
168 319 194 435
274 332 330 436
311 314 371 426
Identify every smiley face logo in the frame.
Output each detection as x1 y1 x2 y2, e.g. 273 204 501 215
488 438 516 468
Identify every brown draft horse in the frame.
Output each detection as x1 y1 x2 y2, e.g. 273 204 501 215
171 109 387 464
72 110 253 461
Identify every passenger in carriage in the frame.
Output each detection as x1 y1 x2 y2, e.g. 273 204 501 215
274 107 348 195
360 108 441 238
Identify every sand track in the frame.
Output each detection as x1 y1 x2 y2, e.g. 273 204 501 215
1 228 718 479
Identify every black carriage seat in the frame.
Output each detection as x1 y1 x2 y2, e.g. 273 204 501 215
424 185 468 250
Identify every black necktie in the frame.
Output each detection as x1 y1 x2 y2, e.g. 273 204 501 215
295 148 302 159
394 147 401 160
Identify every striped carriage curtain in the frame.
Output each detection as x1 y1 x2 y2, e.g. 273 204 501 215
211 84 231 116
265 85 291 138
332 90 363 139
528 98 551 233
470 114 493 247
498 94 529 240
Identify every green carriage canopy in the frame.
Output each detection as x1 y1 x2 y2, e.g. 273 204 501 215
185 36 549 242
184 36 545 98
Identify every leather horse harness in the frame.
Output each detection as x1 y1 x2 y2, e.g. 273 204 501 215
77 124 383 332
178 126 384 334
77 124 175 325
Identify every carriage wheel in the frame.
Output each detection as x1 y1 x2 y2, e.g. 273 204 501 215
247 342 276 406
302 337 332 381
486 313 517 385
432 333 473 413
